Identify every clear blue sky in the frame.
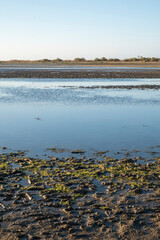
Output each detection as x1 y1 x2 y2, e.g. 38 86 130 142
0 0 160 60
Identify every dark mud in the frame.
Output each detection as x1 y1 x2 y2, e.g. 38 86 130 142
0 70 160 78
0 149 160 239
63 85 160 90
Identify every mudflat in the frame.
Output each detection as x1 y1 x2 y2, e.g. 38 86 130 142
0 148 160 240
0 63 160 78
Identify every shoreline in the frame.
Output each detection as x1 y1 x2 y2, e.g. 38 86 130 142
1 62 160 68
0 70 160 79
64 85 160 90
0 63 160 79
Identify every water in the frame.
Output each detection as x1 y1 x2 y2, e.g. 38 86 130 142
0 66 160 72
0 78 160 157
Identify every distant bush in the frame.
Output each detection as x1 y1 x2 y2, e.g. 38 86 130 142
151 57 159 62
123 57 159 62
123 59 129 62
101 57 107 61
94 58 101 61
113 58 120 62
55 58 63 62
129 58 139 62
138 57 151 62
108 58 120 62
74 58 86 62
41 59 51 63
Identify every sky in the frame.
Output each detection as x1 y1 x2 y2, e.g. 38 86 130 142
0 0 160 60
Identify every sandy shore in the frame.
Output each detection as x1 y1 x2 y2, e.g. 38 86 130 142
0 62 160 68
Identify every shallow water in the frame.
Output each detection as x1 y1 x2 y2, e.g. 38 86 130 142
0 78 160 157
0 66 160 71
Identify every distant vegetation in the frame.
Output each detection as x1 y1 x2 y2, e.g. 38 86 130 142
0 56 160 64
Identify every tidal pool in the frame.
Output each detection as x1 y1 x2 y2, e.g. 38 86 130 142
0 78 160 156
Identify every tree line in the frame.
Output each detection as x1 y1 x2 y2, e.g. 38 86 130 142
0 56 160 63
38 56 160 63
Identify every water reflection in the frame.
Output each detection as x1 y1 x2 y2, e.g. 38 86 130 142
0 78 160 156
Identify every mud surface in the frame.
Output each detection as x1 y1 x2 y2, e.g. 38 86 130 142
64 84 160 90
0 69 160 78
0 148 160 239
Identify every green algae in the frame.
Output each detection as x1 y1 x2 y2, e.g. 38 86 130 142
41 183 71 194
0 162 10 170
0 150 160 240
0 151 160 202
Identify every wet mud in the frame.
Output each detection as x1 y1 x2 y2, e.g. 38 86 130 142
0 148 160 239
0 70 160 79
